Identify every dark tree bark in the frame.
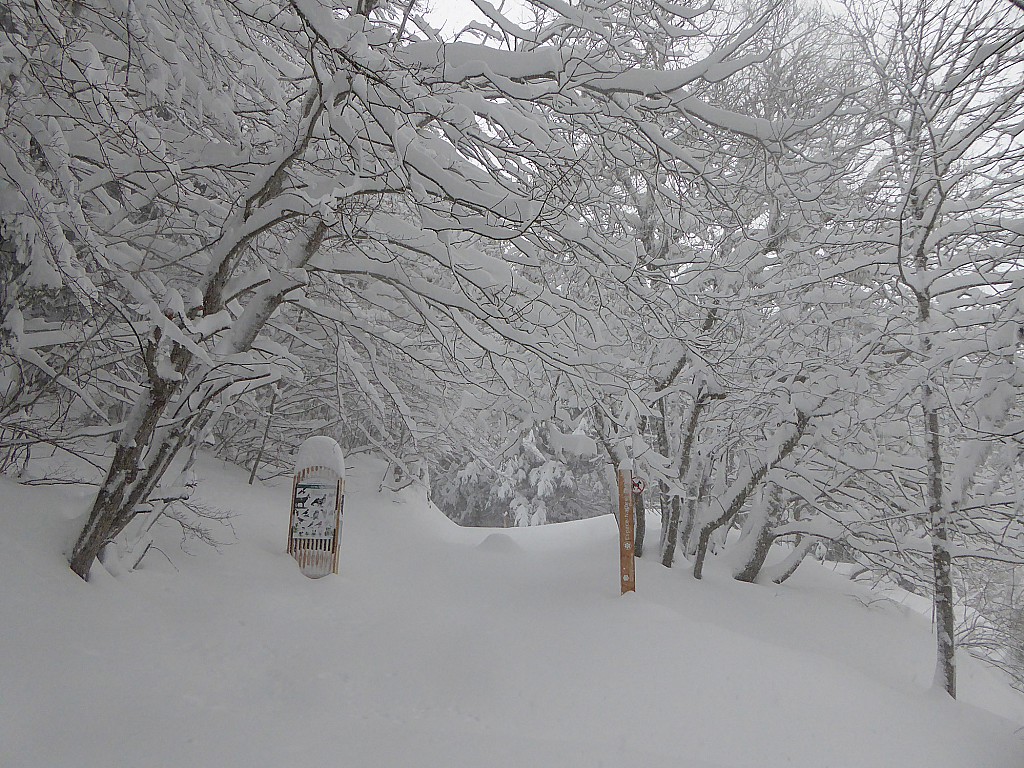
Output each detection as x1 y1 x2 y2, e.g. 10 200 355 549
69 340 189 579
761 535 815 585
69 218 326 580
733 485 782 583
655 398 671 555
679 470 707 559
248 391 278 485
693 411 809 580
634 489 646 557
661 494 684 568
912 175 956 696
925 383 956 698
661 392 716 568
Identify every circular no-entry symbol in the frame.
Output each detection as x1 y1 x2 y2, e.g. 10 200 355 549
631 477 646 494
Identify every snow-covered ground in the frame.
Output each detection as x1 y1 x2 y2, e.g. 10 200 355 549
3 456 1024 767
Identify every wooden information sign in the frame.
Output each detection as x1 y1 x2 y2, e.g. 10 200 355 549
288 437 346 578
616 468 636 594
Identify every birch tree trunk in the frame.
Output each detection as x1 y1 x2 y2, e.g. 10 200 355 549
918 290 956 698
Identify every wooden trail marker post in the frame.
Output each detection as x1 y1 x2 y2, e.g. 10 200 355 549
288 436 346 578
616 468 636 594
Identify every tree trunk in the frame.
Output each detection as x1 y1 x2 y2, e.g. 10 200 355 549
661 494 683 568
634 489 646 557
248 391 278 485
932 526 957 697
661 394 709 568
656 398 671 556
762 535 814 585
659 483 669 552
679 462 707 558
925 385 956 698
915 214 957 697
69 348 185 580
693 411 809 580
733 485 781 583
69 218 326 580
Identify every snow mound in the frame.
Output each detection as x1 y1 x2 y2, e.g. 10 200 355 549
2 455 1023 768
476 532 521 553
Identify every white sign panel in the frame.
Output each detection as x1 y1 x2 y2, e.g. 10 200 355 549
291 481 339 540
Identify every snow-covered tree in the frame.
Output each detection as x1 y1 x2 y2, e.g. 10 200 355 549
823 0 1024 698
3 0 795 578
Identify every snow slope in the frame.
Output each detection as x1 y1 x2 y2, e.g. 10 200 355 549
2 456 1024 768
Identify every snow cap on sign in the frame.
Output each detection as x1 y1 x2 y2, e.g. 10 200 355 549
294 436 345 477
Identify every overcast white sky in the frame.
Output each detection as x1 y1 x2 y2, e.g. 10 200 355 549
425 0 528 37
427 0 481 33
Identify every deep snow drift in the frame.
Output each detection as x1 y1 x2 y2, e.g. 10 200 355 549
3 456 1024 767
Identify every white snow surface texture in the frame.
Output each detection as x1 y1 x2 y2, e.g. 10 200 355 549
2 456 1024 767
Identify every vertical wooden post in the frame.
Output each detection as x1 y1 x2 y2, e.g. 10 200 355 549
617 468 636 594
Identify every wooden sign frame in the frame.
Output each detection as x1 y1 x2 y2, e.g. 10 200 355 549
287 464 344 578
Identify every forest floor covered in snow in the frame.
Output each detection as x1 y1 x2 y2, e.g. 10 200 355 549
3 455 1024 767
